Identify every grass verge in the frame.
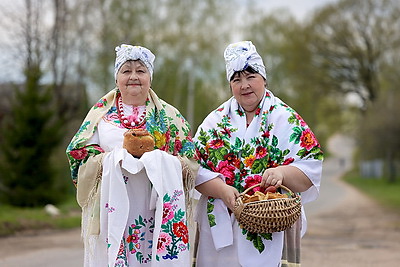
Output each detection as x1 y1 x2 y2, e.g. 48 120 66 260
0 195 81 237
343 169 400 212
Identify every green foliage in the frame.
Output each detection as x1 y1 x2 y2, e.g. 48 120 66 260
0 198 81 236
0 65 65 207
357 90 400 159
242 228 272 254
308 0 400 109
357 88 400 181
343 172 400 211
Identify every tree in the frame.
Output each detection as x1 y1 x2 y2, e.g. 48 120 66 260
357 61 400 182
0 0 69 206
307 0 400 179
0 64 63 206
309 0 400 110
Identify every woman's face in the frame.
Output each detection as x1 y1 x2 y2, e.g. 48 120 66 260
230 71 265 112
116 60 151 105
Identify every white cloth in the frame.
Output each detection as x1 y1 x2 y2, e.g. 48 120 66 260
224 40 267 81
194 89 323 266
89 149 190 267
114 44 155 80
196 194 284 267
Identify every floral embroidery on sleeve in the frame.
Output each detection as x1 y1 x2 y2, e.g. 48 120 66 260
67 143 104 185
66 93 113 185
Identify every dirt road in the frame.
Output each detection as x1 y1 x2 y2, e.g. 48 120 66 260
302 134 400 266
0 227 83 266
1 134 399 266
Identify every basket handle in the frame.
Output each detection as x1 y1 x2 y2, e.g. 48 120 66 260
240 183 296 198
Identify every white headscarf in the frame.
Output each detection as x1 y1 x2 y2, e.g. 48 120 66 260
223 40 266 81
114 44 155 80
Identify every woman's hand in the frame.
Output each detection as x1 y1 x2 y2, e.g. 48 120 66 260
261 167 284 188
261 165 313 193
219 184 240 211
195 177 240 211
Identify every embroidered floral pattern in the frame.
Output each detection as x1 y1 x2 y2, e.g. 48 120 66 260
146 108 195 158
243 229 273 253
114 240 128 266
66 89 197 185
113 215 155 266
157 232 172 254
94 98 108 109
195 96 323 253
207 197 216 227
103 107 125 129
67 144 104 185
66 89 195 266
105 203 116 213
129 216 154 264
113 191 190 264
156 190 189 261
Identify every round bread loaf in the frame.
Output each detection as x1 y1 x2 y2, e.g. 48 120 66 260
123 129 155 157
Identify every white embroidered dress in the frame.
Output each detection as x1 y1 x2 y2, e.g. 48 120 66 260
86 115 190 267
194 90 323 267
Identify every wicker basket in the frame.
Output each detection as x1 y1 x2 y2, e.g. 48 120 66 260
233 183 301 233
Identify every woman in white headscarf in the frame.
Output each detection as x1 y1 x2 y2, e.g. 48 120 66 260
66 44 198 267
193 41 324 267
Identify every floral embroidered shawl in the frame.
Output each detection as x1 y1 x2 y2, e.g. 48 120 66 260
66 88 196 186
66 88 198 266
194 89 323 262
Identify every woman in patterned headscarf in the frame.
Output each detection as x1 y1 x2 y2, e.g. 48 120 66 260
66 44 198 267
193 41 323 266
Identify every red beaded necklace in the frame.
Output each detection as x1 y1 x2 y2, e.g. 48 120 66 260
116 93 146 129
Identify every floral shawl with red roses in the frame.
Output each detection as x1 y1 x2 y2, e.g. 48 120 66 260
66 87 198 266
194 89 323 261
66 88 197 187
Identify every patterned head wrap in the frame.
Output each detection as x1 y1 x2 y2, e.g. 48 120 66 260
223 41 266 81
114 44 155 80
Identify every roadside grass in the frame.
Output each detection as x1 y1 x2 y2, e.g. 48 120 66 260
343 170 400 212
0 195 81 237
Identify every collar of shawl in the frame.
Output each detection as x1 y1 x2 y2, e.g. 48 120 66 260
66 88 196 184
194 89 323 193
67 88 195 157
